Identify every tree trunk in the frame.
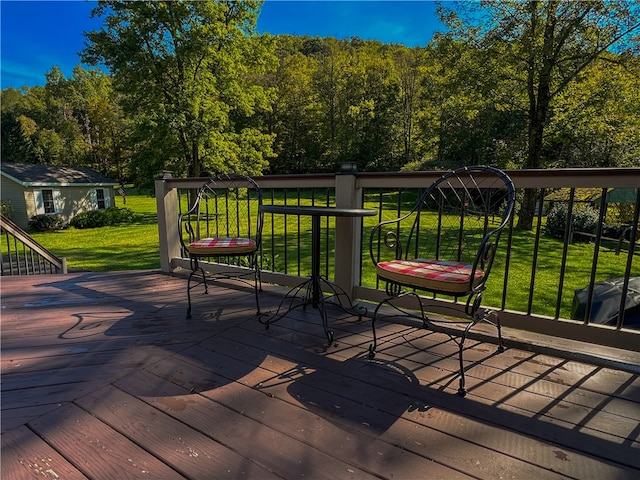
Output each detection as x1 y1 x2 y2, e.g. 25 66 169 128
518 1 556 230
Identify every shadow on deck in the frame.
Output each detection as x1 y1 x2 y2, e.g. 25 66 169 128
1 270 639 479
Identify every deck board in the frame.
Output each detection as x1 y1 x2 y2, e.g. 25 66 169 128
75 384 284 479
1 425 87 480
2 270 640 479
217 318 640 477
28 402 184 479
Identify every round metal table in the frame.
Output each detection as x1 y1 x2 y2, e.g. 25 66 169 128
259 205 377 346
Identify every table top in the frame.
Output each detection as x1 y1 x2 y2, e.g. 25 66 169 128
260 204 377 218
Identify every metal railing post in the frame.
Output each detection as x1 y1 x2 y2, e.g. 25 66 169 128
334 169 363 298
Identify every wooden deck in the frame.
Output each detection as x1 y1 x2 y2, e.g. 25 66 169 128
2 270 639 479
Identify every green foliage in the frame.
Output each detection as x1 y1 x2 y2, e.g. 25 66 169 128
28 214 67 232
546 203 600 239
1 200 13 218
436 0 640 230
82 0 275 178
70 207 136 229
70 210 104 229
573 206 600 235
1 1 639 184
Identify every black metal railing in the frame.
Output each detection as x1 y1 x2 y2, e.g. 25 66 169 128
156 169 640 351
360 184 639 328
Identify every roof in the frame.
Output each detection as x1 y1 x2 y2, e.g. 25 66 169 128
1 162 118 187
598 188 638 204
545 187 638 204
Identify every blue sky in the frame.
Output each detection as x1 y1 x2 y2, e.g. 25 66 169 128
0 0 444 90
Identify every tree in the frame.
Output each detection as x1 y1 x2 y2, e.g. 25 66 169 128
438 0 640 229
69 66 132 181
546 55 640 168
340 41 401 172
1 88 34 162
42 67 89 165
82 0 276 178
265 39 319 173
393 47 425 167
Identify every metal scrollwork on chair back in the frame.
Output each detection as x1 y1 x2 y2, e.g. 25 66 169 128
385 281 403 297
383 230 403 259
480 242 496 268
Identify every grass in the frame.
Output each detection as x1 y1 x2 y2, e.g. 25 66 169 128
23 187 639 319
28 189 161 272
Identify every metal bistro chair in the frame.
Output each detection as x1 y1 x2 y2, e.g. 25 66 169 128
179 174 263 319
368 166 516 396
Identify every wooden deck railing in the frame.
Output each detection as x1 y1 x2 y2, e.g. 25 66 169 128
155 168 640 352
0 214 67 275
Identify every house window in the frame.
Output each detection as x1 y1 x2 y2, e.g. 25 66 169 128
96 189 106 209
91 188 110 210
42 189 56 214
35 189 62 214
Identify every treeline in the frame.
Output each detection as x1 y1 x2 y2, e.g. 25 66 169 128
2 1 639 190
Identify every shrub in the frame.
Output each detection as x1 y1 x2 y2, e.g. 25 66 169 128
28 214 67 232
1 200 12 218
70 210 106 229
70 207 136 229
104 206 136 224
546 203 599 239
573 206 599 234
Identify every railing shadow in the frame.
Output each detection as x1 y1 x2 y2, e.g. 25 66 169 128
3 270 638 475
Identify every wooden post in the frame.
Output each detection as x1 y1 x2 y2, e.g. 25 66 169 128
334 170 363 298
155 172 179 272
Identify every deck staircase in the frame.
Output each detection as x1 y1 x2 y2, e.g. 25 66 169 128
0 214 67 275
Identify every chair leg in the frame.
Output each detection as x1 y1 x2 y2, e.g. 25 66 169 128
455 309 505 396
368 290 424 360
496 315 504 352
368 301 386 359
456 320 477 397
257 259 263 293
254 271 261 315
186 266 207 319
186 269 196 319
457 339 466 397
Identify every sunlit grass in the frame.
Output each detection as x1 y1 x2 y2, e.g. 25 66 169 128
28 189 160 272
357 202 638 319
25 187 638 319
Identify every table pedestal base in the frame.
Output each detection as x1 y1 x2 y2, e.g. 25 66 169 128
259 277 367 347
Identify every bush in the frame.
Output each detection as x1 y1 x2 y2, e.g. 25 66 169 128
546 203 599 239
1 200 12 218
104 206 136 224
28 214 67 232
70 210 106 229
70 207 136 229
573 206 599 234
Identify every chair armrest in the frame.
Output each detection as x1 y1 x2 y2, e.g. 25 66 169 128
178 212 192 256
369 214 412 266
469 227 506 291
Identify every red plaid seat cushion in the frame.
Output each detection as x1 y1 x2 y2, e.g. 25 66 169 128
376 258 483 294
188 237 257 255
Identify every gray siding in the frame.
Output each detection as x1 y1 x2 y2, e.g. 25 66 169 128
2 180 116 229
1 176 29 228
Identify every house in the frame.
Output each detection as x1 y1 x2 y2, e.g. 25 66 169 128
1 162 119 229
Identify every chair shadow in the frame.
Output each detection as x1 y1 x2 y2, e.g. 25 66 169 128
285 353 430 434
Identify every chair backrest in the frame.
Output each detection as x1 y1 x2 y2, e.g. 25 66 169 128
406 166 515 284
179 174 263 255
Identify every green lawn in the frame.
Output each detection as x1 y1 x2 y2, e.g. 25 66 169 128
29 189 161 272
26 188 638 319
